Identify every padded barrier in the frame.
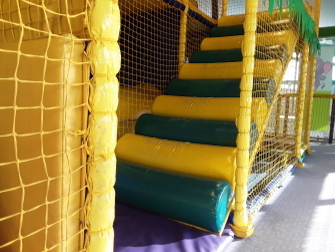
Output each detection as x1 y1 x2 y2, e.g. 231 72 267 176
115 133 237 186
115 161 233 233
166 78 276 99
136 114 258 147
0 36 87 251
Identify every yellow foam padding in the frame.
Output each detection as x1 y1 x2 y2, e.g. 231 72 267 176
152 96 267 129
115 133 237 187
179 59 282 81
0 0 88 42
218 9 290 27
0 36 88 251
201 30 297 52
117 83 161 121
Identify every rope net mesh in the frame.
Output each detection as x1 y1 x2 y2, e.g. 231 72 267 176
0 0 92 251
117 0 214 138
246 1 309 221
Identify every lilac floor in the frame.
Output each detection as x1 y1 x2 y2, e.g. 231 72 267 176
114 203 234 252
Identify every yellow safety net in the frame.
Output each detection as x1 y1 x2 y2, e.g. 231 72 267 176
0 0 119 251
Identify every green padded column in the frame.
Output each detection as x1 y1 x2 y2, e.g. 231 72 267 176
115 161 233 233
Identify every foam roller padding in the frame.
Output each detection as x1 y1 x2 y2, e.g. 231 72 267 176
115 162 233 233
152 96 240 121
166 78 275 99
201 30 296 52
190 45 287 64
135 114 239 146
178 59 282 80
115 133 237 186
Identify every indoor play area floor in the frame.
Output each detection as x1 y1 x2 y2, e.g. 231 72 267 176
114 143 335 252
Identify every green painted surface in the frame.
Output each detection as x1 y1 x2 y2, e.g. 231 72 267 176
319 27 335 38
210 24 244 37
115 161 233 233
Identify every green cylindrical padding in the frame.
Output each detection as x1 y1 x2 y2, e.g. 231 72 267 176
210 24 244 37
190 45 287 64
136 114 239 146
190 49 242 63
166 78 241 97
115 162 233 233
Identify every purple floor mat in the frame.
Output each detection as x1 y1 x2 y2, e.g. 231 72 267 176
114 203 234 252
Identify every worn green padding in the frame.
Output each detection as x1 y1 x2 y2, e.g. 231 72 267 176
115 161 233 233
190 45 287 64
166 77 276 99
136 114 239 146
210 20 292 37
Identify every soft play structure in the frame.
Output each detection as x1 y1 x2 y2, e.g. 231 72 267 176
0 0 321 251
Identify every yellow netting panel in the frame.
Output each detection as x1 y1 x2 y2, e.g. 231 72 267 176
0 0 94 251
245 1 313 222
116 0 215 139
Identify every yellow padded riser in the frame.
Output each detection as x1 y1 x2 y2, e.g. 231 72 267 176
152 96 240 121
218 9 290 27
152 96 268 130
179 59 282 81
115 133 237 187
201 30 297 51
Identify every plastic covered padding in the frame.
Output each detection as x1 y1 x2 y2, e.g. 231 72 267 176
86 0 121 251
115 133 237 187
0 36 88 251
115 162 233 234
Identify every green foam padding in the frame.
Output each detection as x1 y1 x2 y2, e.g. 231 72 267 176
210 20 292 37
166 78 241 97
115 161 233 233
166 77 276 100
190 45 287 64
135 114 239 146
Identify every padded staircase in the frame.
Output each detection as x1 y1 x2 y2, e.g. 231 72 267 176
115 13 298 234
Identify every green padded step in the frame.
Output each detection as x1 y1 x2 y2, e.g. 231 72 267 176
135 114 246 147
166 77 276 99
210 20 292 37
190 45 287 64
115 161 233 233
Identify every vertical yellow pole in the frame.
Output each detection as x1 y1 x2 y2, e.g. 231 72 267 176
304 0 321 154
222 0 228 17
230 0 258 238
295 44 310 168
179 1 189 71
86 0 120 251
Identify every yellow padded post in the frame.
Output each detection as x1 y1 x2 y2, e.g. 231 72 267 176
86 0 120 251
115 134 237 187
231 0 259 239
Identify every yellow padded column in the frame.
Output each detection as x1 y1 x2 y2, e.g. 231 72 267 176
231 0 259 239
86 0 120 251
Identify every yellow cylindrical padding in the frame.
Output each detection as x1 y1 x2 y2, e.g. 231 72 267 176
217 9 290 27
178 1 188 70
87 0 120 251
152 96 240 121
115 134 237 186
294 44 309 159
201 30 296 52
179 60 282 81
232 0 258 238
152 95 267 127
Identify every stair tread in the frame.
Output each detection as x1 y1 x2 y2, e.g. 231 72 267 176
190 45 287 64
